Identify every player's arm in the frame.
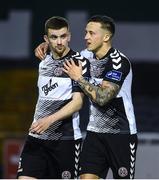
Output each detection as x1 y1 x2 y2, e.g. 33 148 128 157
34 42 48 60
77 77 119 106
29 92 84 134
63 59 120 106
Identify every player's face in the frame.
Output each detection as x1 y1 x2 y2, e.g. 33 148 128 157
44 27 70 57
85 22 107 53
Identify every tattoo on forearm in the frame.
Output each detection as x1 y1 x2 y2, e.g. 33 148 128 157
88 86 94 92
96 83 119 106
77 77 95 101
78 77 120 106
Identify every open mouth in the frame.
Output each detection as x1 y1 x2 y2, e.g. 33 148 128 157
86 42 91 47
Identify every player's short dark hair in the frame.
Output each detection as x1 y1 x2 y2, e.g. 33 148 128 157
45 16 69 35
88 15 115 37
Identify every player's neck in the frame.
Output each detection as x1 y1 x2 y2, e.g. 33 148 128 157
95 44 112 60
52 47 70 60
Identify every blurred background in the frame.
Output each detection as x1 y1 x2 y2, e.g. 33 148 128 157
0 0 159 178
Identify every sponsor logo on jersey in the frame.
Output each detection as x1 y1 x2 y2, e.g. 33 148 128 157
105 70 122 81
42 79 58 95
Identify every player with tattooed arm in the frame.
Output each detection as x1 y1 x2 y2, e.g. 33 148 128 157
63 15 138 179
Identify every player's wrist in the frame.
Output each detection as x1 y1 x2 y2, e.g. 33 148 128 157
76 76 84 82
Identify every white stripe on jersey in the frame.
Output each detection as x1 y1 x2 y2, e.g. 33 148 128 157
117 69 137 134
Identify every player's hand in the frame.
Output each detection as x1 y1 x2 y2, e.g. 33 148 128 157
29 116 52 134
63 59 83 81
34 42 48 60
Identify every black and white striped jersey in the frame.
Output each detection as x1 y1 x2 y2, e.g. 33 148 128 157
29 49 90 140
81 48 137 135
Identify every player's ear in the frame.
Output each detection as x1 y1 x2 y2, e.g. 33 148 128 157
104 32 111 42
68 31 71 42
44 35 49 43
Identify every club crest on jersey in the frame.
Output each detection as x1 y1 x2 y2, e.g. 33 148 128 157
54 67 63 76
105 70 122 81
90 65 104 77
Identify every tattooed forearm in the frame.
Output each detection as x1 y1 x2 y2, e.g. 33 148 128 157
77 77 96 102
96 82 119 106
77 76 120 106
